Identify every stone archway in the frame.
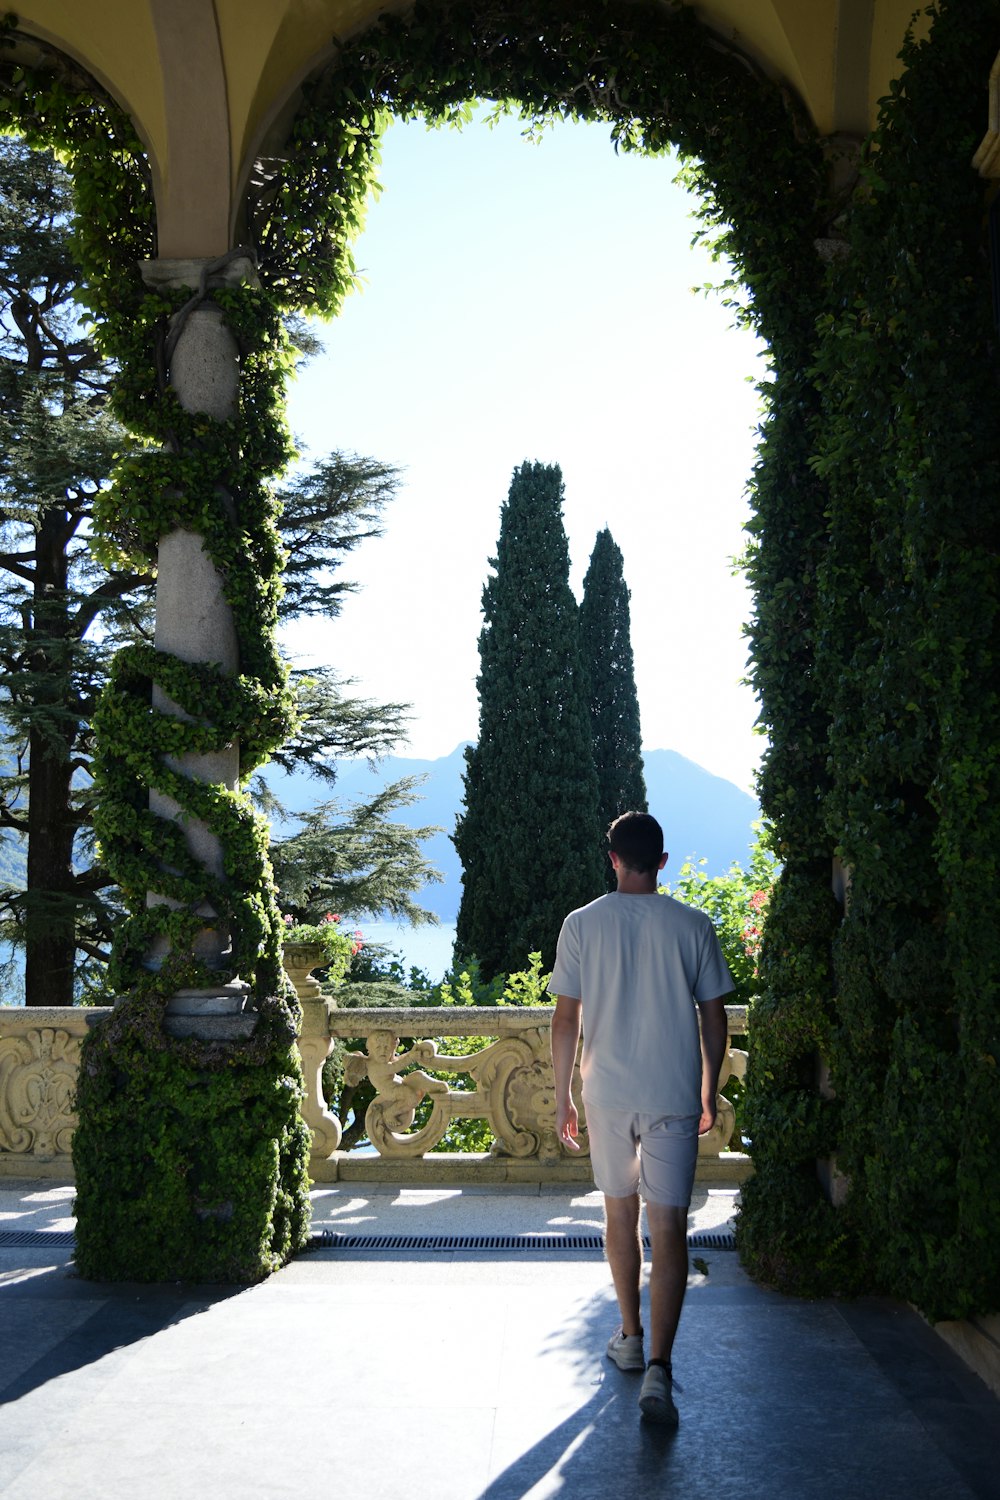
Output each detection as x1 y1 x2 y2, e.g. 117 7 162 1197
0 4 922 1028
1 4 838 1283
2 2 998 1319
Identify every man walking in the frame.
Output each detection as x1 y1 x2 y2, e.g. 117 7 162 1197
549 811 732 1426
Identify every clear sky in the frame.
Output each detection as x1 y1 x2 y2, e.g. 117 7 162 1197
283 111 768 794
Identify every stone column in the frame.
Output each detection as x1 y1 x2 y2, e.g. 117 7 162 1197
139 254 256 1034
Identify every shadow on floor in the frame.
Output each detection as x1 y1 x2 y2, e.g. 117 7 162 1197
0 1264 244 1408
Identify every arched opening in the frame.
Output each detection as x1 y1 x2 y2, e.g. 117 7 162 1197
279 108 768 973
2 2 997 1325
286 111 765 787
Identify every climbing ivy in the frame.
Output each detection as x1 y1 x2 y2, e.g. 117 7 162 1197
805 2 1000 1321
3 0 997 1316
0 20 311 1280
734 3 1000 1320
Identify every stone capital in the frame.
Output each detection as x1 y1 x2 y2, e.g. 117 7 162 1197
140 251 259 294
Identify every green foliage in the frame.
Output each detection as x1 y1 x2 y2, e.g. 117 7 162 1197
423 950 551 1010
73 984 311 1282
580 528 647 890
455 461 604 977
662 830 778 1006
268 775 442 928
800 1 1000 1322
344 940 434 996
0 136 146 1003
733 1 1000 1322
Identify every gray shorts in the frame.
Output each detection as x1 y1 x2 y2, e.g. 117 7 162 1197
584 1102 700 1207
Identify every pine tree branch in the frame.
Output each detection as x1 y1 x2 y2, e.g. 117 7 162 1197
74 937 112 963
71 570 153 638
71 865 117 894
0 551 37 583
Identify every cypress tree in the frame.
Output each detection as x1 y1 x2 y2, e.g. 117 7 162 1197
454 460 604 977
580 528 648 890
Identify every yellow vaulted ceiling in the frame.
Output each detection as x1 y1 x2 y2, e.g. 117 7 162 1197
8 0 943 253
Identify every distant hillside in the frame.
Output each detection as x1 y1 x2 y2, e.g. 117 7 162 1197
262 743 759 921
0 745 759 930
641 748 760 874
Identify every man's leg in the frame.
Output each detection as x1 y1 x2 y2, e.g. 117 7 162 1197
644 1200 689 1363
604 1192 643 1337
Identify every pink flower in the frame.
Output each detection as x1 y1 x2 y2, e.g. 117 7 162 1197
283 914 293 926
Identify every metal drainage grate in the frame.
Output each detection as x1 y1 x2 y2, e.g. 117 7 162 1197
310 1231 605 1251
688 1230 737 1250
308 1228 736 1253
0 1227 737 1253
0 1230 75 1249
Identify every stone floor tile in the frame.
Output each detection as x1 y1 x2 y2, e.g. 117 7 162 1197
1 1178 998 1500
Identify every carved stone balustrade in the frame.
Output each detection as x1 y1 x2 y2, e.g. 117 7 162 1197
314 1005 751 1186
283 943 342 1163
0 1002 751 1186
338 1008 587 1166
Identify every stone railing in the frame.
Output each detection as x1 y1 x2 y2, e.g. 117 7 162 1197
0 998 751 1186
304 1000 751 1186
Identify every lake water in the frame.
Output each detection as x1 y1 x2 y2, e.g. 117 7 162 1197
358 920 458 984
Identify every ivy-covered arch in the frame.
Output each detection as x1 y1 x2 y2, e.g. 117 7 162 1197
3 1 998 1314
275 0 849 1299
251 0 1000 1320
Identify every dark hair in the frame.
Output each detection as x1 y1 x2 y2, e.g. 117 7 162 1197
607 811 664 874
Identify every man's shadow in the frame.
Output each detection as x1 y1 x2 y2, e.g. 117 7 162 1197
476 1367 681 1500
473 1271 686 1500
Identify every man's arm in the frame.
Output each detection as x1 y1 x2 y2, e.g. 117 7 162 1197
550 995 583 1152
697 996 729 1137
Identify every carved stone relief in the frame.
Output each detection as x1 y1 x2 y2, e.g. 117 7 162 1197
0 1027 80 1158
346 1025 591 1161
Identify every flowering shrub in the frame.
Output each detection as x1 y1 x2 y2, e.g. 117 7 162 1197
661 827 779 1005
742 887 771 979
660 831 778 1152
282 912 363 986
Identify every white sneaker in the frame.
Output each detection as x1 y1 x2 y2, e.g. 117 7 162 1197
639 1363 679 1426
606 1325 645 1371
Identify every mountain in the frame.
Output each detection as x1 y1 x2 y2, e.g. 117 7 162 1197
640 748 759 876
262 743 759 921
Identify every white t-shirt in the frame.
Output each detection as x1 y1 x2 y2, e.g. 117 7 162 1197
548 891 734 1114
